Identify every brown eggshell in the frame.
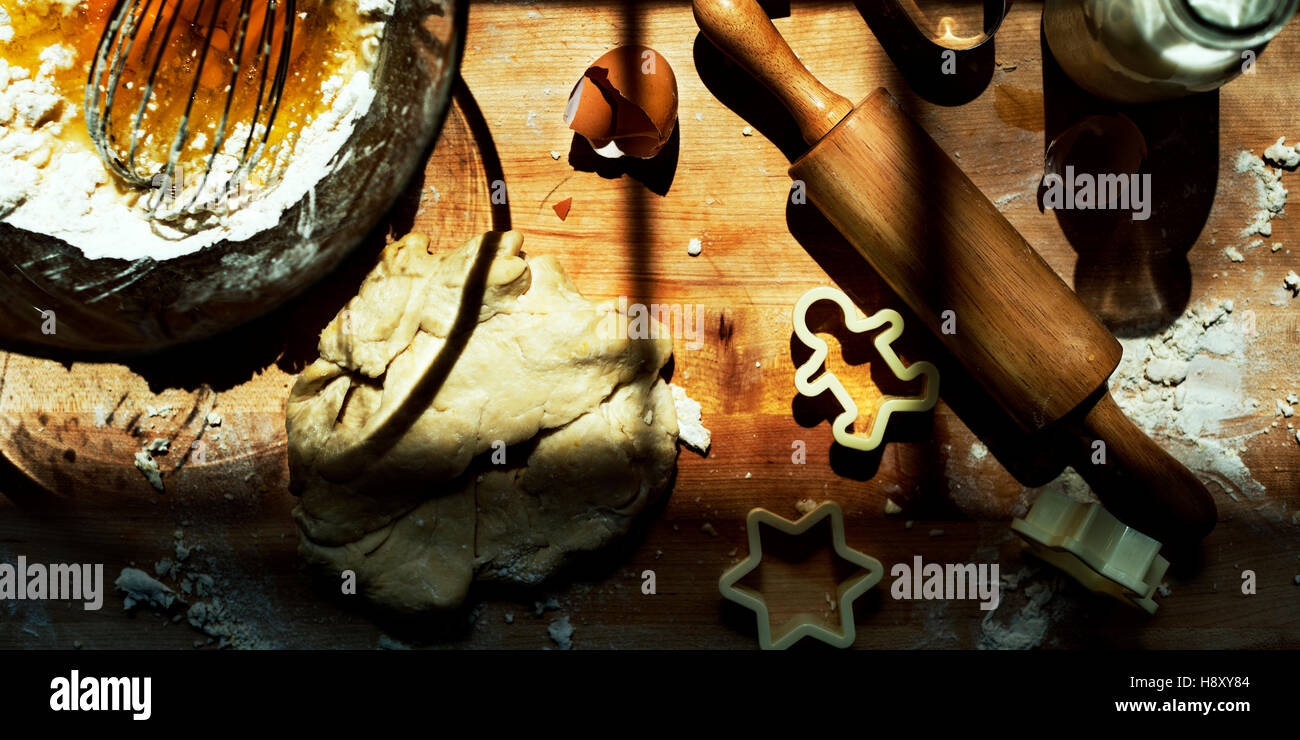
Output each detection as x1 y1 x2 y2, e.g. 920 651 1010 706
564 44 678 159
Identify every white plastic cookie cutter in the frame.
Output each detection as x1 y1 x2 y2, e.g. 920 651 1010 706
1012 488 1169 614
719 501 884 649
792 286 940 451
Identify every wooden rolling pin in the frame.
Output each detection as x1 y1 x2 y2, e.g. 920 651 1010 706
694 0 1217 545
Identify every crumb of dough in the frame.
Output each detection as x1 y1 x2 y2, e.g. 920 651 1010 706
700 522 717 536
687 237 702 256
206 412 222 427
884 498 903 515
115 568 178 611
1264 137 1300 169
1285 270 1300 295
548 616 574 650
795 498 818 515
133 451 164 492
741 126 754 136
1224 246 1245 262
929 528 945 537
670 383 710 454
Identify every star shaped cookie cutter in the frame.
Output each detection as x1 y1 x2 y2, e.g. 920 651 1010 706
792 286 939 451
1012 488 1169 614
719 501 884 649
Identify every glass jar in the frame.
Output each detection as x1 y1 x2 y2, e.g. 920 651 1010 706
1044 0 1299 102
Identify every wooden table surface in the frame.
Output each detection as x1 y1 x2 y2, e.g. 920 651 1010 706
1 0 1297 649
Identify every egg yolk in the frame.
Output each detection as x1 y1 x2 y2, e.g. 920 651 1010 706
4 0 366 191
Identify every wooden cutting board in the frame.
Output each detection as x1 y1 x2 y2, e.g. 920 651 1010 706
1 1 1296 649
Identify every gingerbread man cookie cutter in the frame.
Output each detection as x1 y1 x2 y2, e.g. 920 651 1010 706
1012 488 1169 614
719 501 884 649
792 286 940 451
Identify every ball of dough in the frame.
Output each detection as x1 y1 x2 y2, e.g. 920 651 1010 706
286 231 678 614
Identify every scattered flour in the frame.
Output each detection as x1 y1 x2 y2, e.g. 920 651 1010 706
123 525 274 648
1024 467 1096 507
980 571 1063 650
1234 149 1288 239
547 616 574 650
1108 300 1266 499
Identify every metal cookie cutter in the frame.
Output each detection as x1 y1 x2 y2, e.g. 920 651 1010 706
793 287 940 452
1012 488 1170 614
719 501 884 649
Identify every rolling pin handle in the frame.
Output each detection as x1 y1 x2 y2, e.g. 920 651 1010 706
692 0 855 145
1074 391 1218 546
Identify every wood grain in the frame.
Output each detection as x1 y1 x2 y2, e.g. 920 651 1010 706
0 1 1297 649
697 0 1215 543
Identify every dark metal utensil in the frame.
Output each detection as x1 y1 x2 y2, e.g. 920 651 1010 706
85 0 296 211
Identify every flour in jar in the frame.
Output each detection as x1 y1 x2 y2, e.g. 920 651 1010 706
0 0 392 261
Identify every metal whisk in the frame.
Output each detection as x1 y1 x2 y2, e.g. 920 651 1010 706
85 0 295 211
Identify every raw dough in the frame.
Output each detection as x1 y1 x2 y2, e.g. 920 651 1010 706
286 231 678 614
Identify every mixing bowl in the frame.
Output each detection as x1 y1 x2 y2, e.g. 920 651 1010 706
0 0 466 358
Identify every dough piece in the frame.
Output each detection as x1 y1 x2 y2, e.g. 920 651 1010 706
286 231 678 614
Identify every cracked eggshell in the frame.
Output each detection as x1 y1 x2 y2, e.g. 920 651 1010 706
564 44 678 159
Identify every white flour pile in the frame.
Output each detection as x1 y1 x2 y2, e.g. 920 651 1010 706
0 0 392 261
1236 147 1289 239
979 568 1063 650
1108 299 1267 499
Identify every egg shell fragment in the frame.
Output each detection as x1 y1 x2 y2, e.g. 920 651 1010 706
564 44 678 159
